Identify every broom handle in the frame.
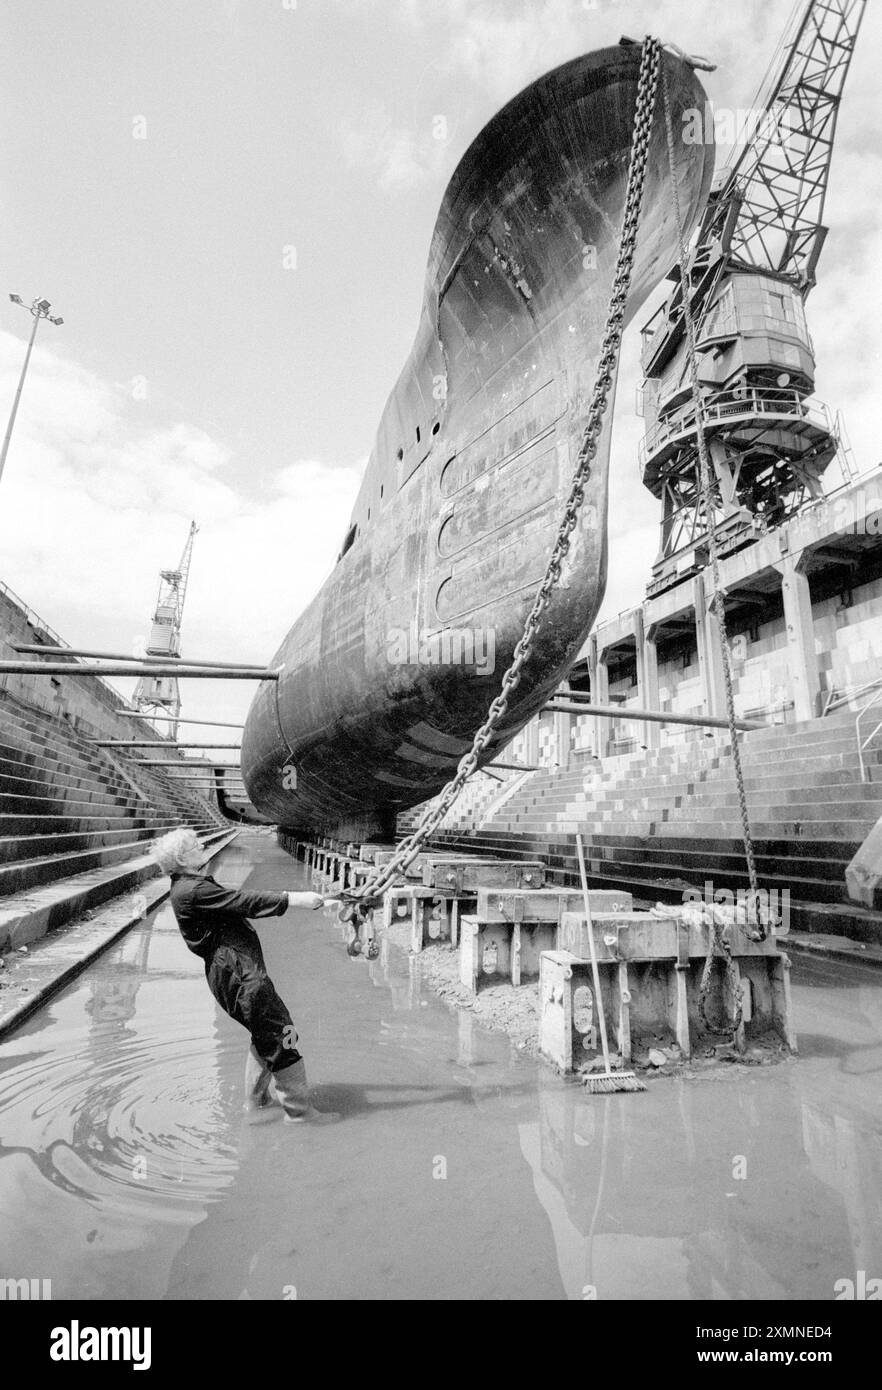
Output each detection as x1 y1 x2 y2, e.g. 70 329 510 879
576 831 613 1074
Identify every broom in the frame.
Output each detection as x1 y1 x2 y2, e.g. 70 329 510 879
576 831 645 1094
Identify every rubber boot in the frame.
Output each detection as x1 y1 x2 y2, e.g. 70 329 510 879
243 1044 278 1118
271 1057 340 1124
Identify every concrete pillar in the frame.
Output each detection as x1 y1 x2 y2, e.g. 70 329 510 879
693 572 728 719
634 608 660 749
524 716 539 766
586 640 599 759
593 637 610 759
774 552 821 722
554 689 572 769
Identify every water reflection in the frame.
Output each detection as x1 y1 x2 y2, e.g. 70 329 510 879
0 836 879 1301
0 902 240 1297
518 1027 882 1298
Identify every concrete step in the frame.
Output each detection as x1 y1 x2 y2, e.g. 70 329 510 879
437 827 855 865
0 827 237 953
0 708 197 801
0 719 139 781
0 821 214 866
0 750 141 797
0 790 148 819
0 700 224 840
0 833 177 897
581 840 851 883
0 811 150 838
559 787 882 815
0 767 144 810
0 741 142 803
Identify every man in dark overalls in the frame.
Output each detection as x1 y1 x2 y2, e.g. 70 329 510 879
154 827 337 1123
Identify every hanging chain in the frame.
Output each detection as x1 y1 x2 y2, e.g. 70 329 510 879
659 62 767 1036
339 36 662 927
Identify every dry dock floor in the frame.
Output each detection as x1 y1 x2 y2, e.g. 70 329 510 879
0 832 879 1300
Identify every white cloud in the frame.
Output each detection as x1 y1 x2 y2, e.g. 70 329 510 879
339 100 452 193
0 331 361 727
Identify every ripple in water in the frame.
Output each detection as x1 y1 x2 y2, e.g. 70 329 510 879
0 968 240 1222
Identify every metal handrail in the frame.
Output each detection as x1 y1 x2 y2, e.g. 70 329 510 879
824 672 882 715
0 577 66 648
639 386 832 468
0 577 136 709
856 686 882 783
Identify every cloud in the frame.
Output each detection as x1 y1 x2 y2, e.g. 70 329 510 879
339 99 452 193
0 331 361 725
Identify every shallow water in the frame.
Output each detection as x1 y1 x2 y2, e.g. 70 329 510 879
0 833 879 1300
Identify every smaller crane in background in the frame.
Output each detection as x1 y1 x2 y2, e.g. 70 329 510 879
133 521 198 739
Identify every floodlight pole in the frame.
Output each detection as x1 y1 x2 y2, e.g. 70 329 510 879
1 295 64 490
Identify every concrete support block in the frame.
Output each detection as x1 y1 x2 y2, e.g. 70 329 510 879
769 952 799 1054
458 915 556 993
543 914 796 1071
616 959 632 1063
382 883 437 944
845 813 882 909
411 891 456 953
673 965 691 1058
539 952 576 1071
474 888 632 943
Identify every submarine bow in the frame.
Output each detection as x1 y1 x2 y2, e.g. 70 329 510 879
242 44 715 839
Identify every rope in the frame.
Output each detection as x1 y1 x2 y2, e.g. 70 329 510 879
658 62 769 1037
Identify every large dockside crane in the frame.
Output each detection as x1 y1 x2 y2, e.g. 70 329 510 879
133 521 199 738
638 0 866 595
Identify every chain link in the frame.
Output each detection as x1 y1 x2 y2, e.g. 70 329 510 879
339 37 662 925
659 62 766 1038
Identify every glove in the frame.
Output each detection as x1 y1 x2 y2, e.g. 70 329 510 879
287 891 324 910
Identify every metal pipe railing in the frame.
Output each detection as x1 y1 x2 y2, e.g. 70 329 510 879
0 661 278 679
13 644 267 671
93 740 241 750
824 672 882 715
639 385 832 467
856 686 882 783
544 697 764 732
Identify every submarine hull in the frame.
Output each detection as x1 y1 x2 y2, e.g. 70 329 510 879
242 45 714 837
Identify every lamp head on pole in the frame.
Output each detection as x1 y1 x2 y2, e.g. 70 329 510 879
8 294 64 324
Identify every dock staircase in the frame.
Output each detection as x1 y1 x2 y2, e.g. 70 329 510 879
403 706 882 947
0 690 234 951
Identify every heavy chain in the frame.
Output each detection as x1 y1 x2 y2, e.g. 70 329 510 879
340 36 662 926
659 63 764 1037
698 916 744 1037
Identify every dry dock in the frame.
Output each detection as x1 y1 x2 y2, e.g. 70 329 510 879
0 831 879 1301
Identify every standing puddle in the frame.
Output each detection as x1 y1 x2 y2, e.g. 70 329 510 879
1 834 880 1300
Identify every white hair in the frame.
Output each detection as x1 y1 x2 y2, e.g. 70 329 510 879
152 826 201 874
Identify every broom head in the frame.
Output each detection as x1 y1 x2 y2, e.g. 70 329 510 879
581 1070 647 1094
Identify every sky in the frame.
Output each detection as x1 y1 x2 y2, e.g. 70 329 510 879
0 0 879 738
